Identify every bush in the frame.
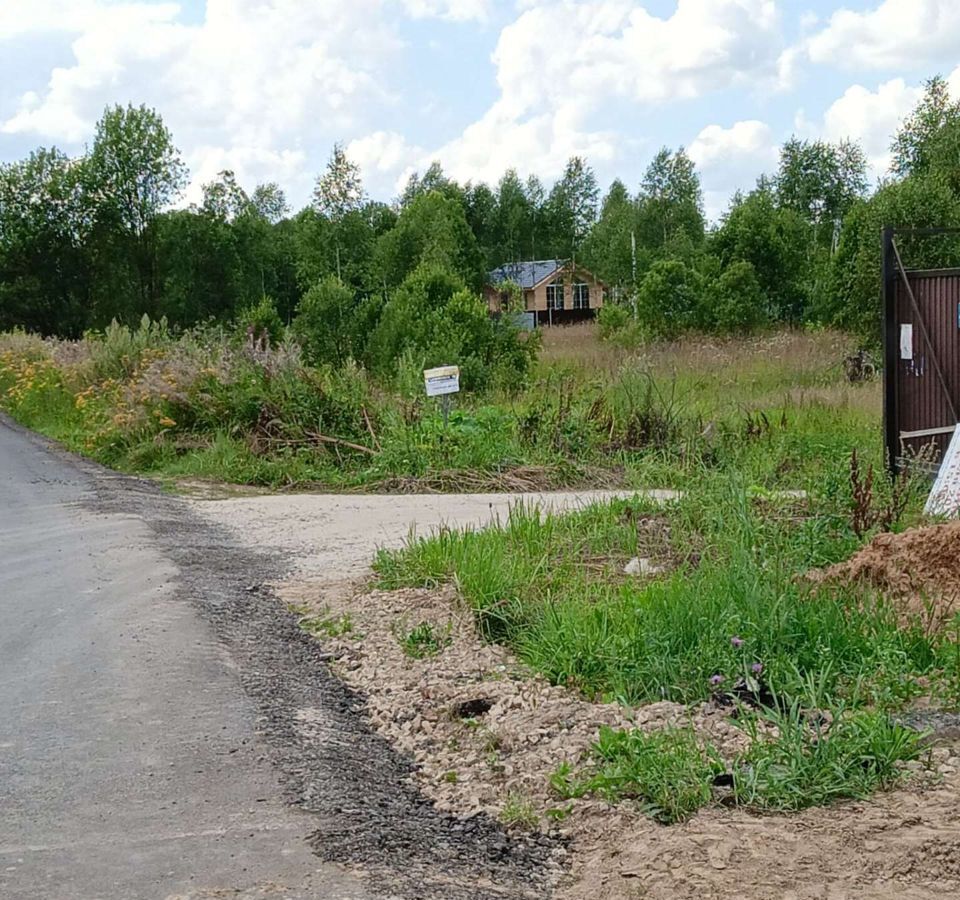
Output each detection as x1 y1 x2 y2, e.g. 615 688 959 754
707 260 770 333
292 276 357 367
87 315 171 381
636 259 704 338
597 303 631 337
237 295 284 348
366 264 537 392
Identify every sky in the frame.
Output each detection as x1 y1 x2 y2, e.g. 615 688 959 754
2 0 960 220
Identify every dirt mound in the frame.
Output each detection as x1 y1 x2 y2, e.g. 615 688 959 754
812 522 960 630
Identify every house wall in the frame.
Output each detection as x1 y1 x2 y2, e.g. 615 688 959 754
486 264 606 315
529 283 549 311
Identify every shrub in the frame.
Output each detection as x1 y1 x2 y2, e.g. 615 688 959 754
291 276 357 367
636 259 704 338
706 260 770 333
237 295 284 348
366 264 537 392
87 315 171 381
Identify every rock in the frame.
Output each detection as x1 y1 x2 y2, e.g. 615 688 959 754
624 557 663 576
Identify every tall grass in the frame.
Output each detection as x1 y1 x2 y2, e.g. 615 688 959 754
1 323 880 492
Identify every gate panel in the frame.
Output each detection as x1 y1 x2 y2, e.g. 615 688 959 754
893 269 960 467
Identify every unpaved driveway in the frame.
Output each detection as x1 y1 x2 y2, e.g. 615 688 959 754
186 489 675 582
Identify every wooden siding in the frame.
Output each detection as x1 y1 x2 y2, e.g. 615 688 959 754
486 262 606 314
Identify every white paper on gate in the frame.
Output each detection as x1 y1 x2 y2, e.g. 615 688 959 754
424 365 460 397
925 424 960 516
900 324 914 360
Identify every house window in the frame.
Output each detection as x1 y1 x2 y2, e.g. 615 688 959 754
546 280 564 310
572 283 590 310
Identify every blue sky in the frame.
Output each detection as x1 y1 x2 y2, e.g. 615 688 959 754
2 1 959 219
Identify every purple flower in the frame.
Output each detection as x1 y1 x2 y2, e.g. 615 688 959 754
709 674 725 687
730 636 744 649
751 662 763 675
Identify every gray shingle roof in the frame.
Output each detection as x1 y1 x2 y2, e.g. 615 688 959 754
488 260 564 289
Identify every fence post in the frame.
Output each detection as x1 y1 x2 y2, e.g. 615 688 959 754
882 225 898 477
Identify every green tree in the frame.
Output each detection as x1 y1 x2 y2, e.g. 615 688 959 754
87 104 187 319
891 76 960 179
825 176 960 341
774 138 867 249
636 148 705 256
463 182 499 268
0 147 93 334
711 186 810 322
544 156 599 259
313 144 367 281
581 179 639 292
494 169 534 264
375 190 483 289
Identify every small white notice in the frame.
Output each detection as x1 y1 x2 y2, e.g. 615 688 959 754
900 324 914 360
424 365 460 397
925 423 960 516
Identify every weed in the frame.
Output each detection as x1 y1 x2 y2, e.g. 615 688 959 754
299 610 354 639
553 726 723 824
733 702 924 810
499 792 540 830
544 803 574 822
399 621 452 659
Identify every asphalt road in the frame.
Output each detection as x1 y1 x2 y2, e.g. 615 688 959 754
0 419 374 899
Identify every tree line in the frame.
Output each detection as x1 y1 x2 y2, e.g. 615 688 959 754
2 76 960 348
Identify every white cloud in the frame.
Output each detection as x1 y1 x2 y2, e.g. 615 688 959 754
688 120 776 175
398 0 490 21
1 1 404 202
804 0 960 71
493 0 782 117
799 78 924 178
408 0 784 192
688 120 777 219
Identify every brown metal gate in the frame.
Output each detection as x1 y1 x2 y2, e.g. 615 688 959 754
884 227 960 473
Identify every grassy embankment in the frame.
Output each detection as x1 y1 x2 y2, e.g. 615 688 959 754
0 320 878 493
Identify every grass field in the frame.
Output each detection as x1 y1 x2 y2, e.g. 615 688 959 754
0 320 882 494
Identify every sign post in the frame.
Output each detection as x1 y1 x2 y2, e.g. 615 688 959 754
423 365 460 429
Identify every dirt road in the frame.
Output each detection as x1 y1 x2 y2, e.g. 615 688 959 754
186 488 672 581
0 418 558 899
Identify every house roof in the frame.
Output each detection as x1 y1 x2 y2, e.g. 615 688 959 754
488 260 564 290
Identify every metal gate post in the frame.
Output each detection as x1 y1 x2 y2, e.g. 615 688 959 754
882 225 898 476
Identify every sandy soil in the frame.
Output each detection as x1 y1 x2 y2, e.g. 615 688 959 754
192 489 960 900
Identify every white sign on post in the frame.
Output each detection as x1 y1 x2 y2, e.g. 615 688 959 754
424 365 460 397
925 423 960 516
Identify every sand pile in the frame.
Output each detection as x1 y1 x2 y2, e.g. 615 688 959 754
812 522 960 630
